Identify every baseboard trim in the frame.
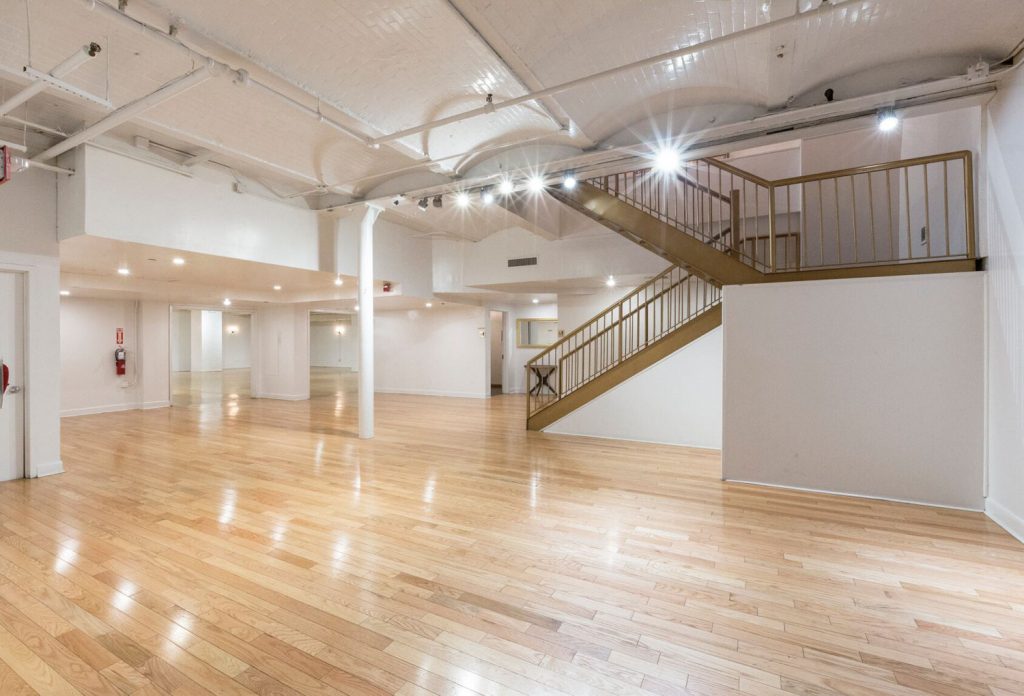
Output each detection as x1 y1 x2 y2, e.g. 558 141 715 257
986 498 1024 544
62 403 139 418
374 388 487 399
142 400 170 410
725 478 983 512
541 427 721 451
254 392 309 401
32 459 64 477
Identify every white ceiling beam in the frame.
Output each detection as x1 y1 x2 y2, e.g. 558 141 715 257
366 0 856 148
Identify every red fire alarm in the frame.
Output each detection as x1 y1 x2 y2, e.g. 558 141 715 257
382 281 392 293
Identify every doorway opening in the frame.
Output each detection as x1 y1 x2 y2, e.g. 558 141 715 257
309 311 358 399
489 310 507 396
169 307 255 406
0 271 25 482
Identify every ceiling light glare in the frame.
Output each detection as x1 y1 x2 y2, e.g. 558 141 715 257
455 192 470 208
223 298 232 306
172 257 185 266
334 276 343 287
606 275 616 287
498 179 514 195
425 302 433 308
654 147 681 173
532 298 539 304
273 284 282 291
481 189 495 205
877 108 899 132
117 267 131 276
527 176 545 193
60 290 70 296
562 174 577 190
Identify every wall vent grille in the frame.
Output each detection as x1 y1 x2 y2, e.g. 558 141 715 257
507 256 538 268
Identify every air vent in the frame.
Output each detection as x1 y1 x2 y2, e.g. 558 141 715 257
507 256 538 268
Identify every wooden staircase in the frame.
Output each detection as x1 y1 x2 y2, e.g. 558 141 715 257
528 150 979 430
526 267 720 430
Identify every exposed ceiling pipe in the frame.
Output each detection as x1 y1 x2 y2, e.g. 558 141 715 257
33 65 213 162
367 0 853 147
74 0 373 146
0 43 101 117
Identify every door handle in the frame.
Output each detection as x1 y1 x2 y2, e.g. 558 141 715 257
6 386 21 394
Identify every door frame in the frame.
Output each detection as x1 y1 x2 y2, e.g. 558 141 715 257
0 269 27 480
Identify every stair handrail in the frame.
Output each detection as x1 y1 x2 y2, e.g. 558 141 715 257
527 264 680 368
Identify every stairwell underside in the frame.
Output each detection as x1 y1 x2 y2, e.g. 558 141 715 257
527 304 722 431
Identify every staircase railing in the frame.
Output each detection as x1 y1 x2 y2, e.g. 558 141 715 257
526 267 721 418
585 150 975 274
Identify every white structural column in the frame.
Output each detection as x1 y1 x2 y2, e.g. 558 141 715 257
358 204 383 439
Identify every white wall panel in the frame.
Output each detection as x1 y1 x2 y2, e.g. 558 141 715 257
546 327 723 449
723 273 984 510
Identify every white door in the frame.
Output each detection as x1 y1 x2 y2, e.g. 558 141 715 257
0 272 25 481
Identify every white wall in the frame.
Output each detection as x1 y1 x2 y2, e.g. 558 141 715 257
223 313 252 369
337 214 434 298
546 327 723 448
58 145 322 270
170 309 191 372
310 320 358 369
984 67 1024 542
189 310 223 372
254 305 309 400
504 302 558 394
722 273 985 510
60 297 170 416
375 304 488 398
0 167 62 477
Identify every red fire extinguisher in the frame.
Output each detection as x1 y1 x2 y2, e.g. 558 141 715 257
115 347 127 376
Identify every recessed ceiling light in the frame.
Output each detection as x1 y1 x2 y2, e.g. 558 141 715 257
532 298 539 304
334 276 343 286
654 147 681 173
606 275 616 287
562 174 577 190
498 179 514 195
527 176 545 193
425 302 433 308
481 189 495 205
172 257 185 266
59 290 70 296
454 192 470 208
117 267 131 276
223 298 232 306
273 285 282 291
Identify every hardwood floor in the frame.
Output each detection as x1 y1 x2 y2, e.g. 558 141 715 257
1 392 1022 694
171 369 253 406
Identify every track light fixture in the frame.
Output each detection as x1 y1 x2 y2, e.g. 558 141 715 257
432 195 443 208
417 197 429 211
481 188 495 205
877 107 899 132
562 173 578 190
527 176 545 193
498 179 514 195
455 192 470 208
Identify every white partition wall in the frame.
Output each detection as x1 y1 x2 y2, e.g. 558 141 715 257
722 273 985 510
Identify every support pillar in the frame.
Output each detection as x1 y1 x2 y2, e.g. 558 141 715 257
358 204 383 439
